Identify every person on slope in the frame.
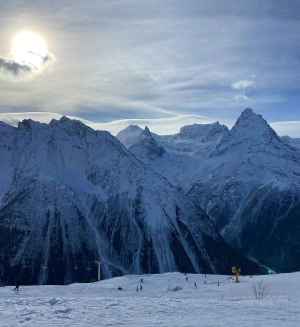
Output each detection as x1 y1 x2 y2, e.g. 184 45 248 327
14 281 20 292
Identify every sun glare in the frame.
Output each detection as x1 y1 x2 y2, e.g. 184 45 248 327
11 30 49 69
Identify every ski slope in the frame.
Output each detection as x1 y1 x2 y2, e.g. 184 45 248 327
1 272 300 327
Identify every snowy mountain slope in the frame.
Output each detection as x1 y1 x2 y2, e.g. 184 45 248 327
1 272 300 327
282 136 300 150
187 109 300 272
125 126 198 188
223 185 300 273
117 122 229 187
188 108 300 228
0 122 16 199
0 117 261 285
117 121 228 157
129 126 165 161
161 121 229 156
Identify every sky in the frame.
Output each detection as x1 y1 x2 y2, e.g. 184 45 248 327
0 0 299 136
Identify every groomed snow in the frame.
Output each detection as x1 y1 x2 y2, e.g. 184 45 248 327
1 272 300 326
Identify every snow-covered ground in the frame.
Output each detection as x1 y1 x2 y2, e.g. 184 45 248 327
1 272 300 327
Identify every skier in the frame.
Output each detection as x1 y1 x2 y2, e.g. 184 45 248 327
184 273 188 282
14 281 20 292
194 281 197 289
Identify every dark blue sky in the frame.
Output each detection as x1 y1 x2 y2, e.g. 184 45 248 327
0 1 299 135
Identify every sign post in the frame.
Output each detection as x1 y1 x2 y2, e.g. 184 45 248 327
95 260 101 281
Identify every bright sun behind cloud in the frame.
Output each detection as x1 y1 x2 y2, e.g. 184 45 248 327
11 30 49 70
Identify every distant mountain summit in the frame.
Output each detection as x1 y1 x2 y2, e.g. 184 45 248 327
179 121 228 143
188 109 300 272
129 126 165 160
116 125 144 147
189 108 300 225
214 108 283 155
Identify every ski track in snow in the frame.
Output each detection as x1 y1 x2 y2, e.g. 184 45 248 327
1 272 300 327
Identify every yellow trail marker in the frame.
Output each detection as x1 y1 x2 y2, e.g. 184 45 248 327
232 266 241 283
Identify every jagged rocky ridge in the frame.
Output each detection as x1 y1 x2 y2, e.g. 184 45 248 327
0 117 261 285
118 109 300 273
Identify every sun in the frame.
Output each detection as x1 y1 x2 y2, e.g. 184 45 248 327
11 30 49 70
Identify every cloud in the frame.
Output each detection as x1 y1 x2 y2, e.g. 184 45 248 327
0 53 54 80
40 53 54 67
270 121 300 138
232 80 255 90
234 94 250 102
0 58 31 78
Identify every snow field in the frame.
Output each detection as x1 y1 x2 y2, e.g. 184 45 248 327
1 272 300 327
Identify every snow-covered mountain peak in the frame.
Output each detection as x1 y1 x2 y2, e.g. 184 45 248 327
178 122 229 142
239 107 255 118
126 124 143 133
140 126 155 141
188 109 300 234
214 108 283 155
230 108 283 145
234 108 272 134
117 125 144 147
143 126 152 137
50 115 93 133
17 119 49 133
130 126 165 160
138 126 163 150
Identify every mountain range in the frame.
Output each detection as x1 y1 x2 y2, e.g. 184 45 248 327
0 115 261 285
0 108 299 285
117 108 300 273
